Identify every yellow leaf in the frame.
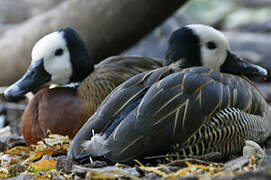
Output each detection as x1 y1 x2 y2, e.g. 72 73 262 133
5 146 31 155
29 159 56 172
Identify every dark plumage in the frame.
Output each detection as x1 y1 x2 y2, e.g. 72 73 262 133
165 26 200 66
68 24 270 163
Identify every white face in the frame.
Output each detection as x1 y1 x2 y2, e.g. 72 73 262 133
31 31 72 84
187 24 229 71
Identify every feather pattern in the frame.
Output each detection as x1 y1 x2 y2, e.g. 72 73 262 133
75 55 162 127
77 63 271 162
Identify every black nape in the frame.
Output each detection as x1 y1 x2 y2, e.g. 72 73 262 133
60 28 94 83
165 26 201 67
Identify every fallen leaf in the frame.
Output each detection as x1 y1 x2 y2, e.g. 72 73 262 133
29 159 56 173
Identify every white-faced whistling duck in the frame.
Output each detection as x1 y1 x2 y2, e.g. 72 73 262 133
68 24 270 163
4 28 162 145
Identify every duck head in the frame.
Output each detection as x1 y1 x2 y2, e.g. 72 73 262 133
165 24 268 77
4 28 94 101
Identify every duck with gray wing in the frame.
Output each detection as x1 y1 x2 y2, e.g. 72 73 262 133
4 28 162 146
68 24 270 163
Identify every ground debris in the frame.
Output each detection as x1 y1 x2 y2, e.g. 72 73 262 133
0 133 270 179
0 133 71 178
135 155 262 179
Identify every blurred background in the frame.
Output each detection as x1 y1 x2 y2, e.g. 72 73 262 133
0 0 271 137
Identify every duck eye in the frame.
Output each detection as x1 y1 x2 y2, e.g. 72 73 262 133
206 42 217 50
55 48 63 56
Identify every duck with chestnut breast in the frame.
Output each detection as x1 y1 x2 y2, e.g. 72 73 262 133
4 28 162 146
68 24 270 163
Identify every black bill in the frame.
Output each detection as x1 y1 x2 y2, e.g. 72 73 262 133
221 50 268 77
4 59 51 102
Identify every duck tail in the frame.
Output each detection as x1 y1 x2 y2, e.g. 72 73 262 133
82 133 110 156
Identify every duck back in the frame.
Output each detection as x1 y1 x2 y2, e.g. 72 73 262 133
69 66 270 162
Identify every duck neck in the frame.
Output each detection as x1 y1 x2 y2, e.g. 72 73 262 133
69 55 94 83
